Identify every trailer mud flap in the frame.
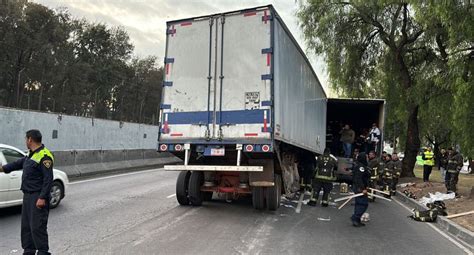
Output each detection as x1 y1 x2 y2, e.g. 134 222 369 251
274 143 300 195
248 159 274 187
280 154 300 195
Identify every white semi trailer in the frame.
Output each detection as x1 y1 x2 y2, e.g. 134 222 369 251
158 5 384 210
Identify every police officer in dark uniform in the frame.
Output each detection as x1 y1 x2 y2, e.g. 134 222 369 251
351 152 370 227
0 130 53 255
308 148 337 207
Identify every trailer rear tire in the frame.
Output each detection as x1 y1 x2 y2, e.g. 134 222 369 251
176 171 191 205
266 175 282 211
188 171 204 206
252 187 265 210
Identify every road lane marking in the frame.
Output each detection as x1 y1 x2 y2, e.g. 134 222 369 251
295 193 304 213
166 194 176 199
132 207 200 246
70 168 164 185
393 198 472 255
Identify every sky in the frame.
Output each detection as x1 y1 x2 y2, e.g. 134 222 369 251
33 0 330 92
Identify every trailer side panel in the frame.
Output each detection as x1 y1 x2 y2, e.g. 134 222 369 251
273 17 327 154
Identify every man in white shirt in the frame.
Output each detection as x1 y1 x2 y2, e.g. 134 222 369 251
368 123 380 152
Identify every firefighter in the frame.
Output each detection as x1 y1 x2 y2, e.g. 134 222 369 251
439 149 449 183
351 152 371 227
298 151 315 192
308 148 337 207
381 154 393 197
388 153 402 195
367 151 379 201
445 147 463 196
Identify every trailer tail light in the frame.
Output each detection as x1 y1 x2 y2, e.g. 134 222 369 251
262 145 271 152
159 144 168 151
245 145 254 152
174 144 183 151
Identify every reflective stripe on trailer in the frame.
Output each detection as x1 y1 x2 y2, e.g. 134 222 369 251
245 133 258 137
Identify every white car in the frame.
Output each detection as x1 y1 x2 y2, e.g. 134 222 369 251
0 144 68 209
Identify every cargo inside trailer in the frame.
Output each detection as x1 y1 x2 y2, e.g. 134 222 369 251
326 99 384 157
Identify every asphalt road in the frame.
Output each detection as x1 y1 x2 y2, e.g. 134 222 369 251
0 168 470 255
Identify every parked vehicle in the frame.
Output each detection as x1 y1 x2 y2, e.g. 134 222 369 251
0 144 68 209
158 5 384 210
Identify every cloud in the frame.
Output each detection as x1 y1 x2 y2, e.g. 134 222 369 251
34 0 329 89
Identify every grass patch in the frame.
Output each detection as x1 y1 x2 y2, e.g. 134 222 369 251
413 166 474 189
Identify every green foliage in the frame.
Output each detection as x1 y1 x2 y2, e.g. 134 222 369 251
0 1 163 124
412 1 474 157
298 1 474 173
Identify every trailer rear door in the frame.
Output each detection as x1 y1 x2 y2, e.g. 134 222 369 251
217 8 272 140
161 18 214 140
161 7 273 141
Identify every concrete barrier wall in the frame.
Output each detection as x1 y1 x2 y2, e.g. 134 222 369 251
0 107 159 151
52 149 180 178
0 108 183 178
53 149 171 167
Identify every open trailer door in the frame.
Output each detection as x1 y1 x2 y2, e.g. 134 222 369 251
326 98 385 156
326 98 385 182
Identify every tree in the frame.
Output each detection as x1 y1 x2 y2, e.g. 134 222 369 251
413 1 474 157
298 1 473 176
0 1 164 125
115 57 163 124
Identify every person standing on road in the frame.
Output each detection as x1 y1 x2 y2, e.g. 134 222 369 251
298 151 315 192
339 124 355 158
445 147 463 197
308 148 337 207
351 152 371 227
367 151 379 201
422 147 435 182
381 154 393 196
387 153 402 195
0 130 53 255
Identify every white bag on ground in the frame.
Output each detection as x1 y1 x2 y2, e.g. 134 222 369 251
418 192 455 206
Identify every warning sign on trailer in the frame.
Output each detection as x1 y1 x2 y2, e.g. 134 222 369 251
245 92 260 110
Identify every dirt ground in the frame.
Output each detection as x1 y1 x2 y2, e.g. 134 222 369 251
398 168 474 232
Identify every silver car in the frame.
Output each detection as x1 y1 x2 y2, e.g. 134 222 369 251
0 144 68 209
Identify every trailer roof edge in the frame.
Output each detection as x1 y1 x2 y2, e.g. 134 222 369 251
166 4 273 25
270 7 328 99
165 5 328 99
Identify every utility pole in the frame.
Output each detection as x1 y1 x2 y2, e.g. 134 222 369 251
38 86 43 111
94 87 100 118
120 95 125 121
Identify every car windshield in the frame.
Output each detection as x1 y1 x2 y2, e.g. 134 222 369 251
1 148 24 164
